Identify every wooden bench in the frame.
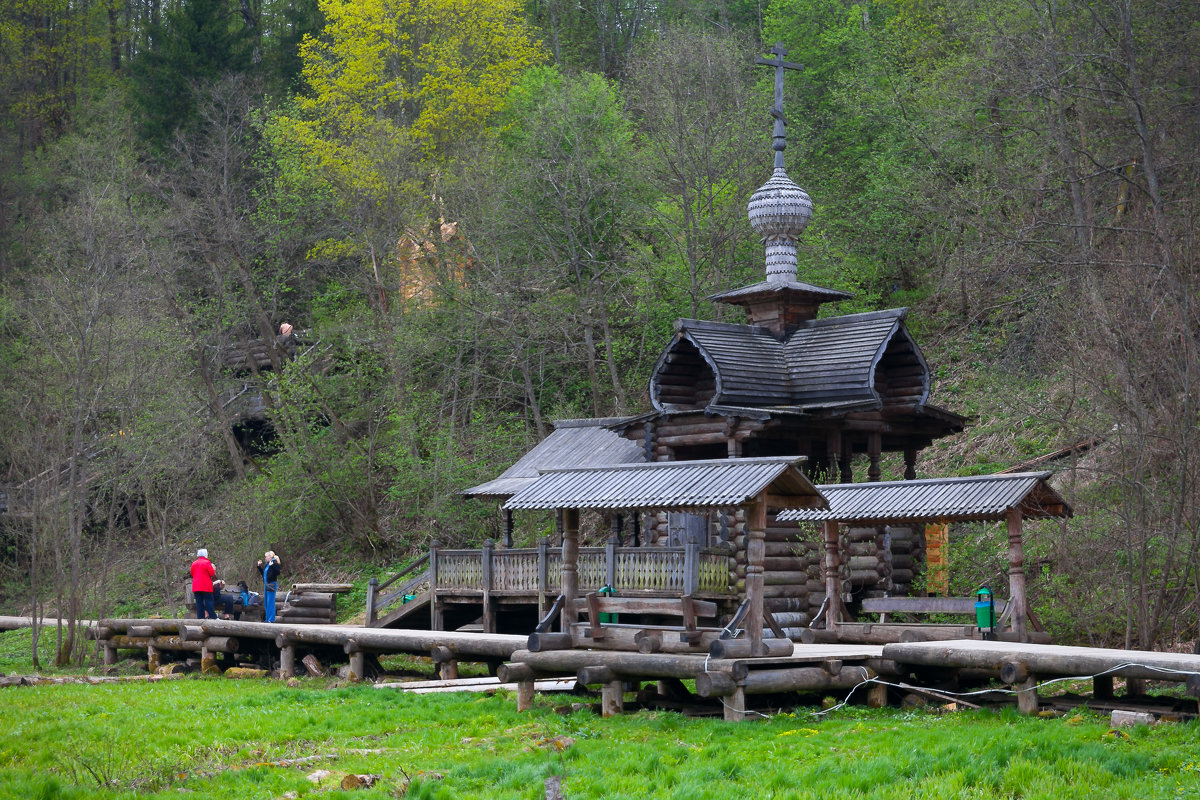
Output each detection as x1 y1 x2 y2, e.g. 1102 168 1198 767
573 594 719 646
860 595 1010 625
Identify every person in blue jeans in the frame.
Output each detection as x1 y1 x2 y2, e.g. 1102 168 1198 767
257 550 281 622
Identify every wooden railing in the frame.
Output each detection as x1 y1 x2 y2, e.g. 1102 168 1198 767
367 538 736 627
365 554 431 626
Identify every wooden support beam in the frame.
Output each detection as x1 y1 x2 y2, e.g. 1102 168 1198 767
561 509 580 628
746 497 767 654
824 520 843 626
1007 509 1028 642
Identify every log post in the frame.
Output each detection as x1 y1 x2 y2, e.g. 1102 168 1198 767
201 645 220 675
1094 674 1114 700
346 641 365 683
561 509 581 628
903 448 918 481
504 508 514 548
1006 509 1028 642
824 520 843 626
724 686 749 722
867 681 888 708
601 680 624 717
517 680 535 711
102 643 116 666
365 578 378 627
277 635 296 679
632 513 641 548
868 432 882 482
429 540 441 631
432 646 459 680
746 497 768 654
147 645 160 673
482 539 495 634
1016 676 1039 714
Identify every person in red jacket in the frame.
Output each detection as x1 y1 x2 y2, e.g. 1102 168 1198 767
190 548 217 619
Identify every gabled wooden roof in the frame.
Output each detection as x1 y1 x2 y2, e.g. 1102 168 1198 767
650 308 936 414
776 472 1072 524
461 418 646 499
503 456 827 512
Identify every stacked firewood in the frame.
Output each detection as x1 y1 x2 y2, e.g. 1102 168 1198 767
274 583 353 625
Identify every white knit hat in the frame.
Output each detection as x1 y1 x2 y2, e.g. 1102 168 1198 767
197 548 208 558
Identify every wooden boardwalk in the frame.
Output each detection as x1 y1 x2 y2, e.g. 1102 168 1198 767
6 616 1198 723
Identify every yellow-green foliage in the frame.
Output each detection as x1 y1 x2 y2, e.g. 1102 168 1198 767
274 0 545 202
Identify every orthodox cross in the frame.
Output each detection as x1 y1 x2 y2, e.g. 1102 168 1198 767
755 43 803 169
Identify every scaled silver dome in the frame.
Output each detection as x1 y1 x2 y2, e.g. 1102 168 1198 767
747 168 813 241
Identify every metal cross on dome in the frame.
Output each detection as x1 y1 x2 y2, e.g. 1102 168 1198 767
755 43 803 170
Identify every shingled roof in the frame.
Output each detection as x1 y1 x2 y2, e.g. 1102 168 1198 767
461 418 646 499
650 308 936 414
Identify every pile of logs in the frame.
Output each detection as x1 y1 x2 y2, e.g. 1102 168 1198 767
274 583 352 625
841 525 922 599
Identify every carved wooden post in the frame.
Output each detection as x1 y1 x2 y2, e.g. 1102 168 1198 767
537 536 549 616
903 448 918 481
824 520 843 626
683 530 699 596
365 578 378 627
868 431 882 482
482 538 495 633
503 508 514 548
561 508 581 628
632 514 641 548
605 537 617 590
826 430 842 483
429 540 442 631
746 497 768 654
1007 509 1028 642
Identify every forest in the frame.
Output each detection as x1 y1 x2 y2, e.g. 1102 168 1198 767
0 0 1197 662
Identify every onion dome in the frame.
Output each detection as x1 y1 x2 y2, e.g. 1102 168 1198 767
748 168 813 283
748 168 812 241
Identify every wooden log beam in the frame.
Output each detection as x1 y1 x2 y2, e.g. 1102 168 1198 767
510 649 709 680
708 639 793 659
741 665 872 695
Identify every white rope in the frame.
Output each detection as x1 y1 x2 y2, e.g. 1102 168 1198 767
815 660 1200 717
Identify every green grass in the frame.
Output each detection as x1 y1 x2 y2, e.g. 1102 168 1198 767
2 628 1200 800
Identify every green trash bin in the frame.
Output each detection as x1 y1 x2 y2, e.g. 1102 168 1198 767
974 587 995 637
599 585 617 624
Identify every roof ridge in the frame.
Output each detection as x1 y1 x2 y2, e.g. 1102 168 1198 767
815 471 1053 490
675 318 775 336
799 307 909 330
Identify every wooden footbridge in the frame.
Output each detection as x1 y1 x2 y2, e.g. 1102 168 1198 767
51 617 1200 723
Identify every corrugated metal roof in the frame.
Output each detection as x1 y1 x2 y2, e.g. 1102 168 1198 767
462 418 646 498
503 456 827 511
776 472 1071 523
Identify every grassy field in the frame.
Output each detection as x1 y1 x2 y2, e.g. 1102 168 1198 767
2 630 1200 799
